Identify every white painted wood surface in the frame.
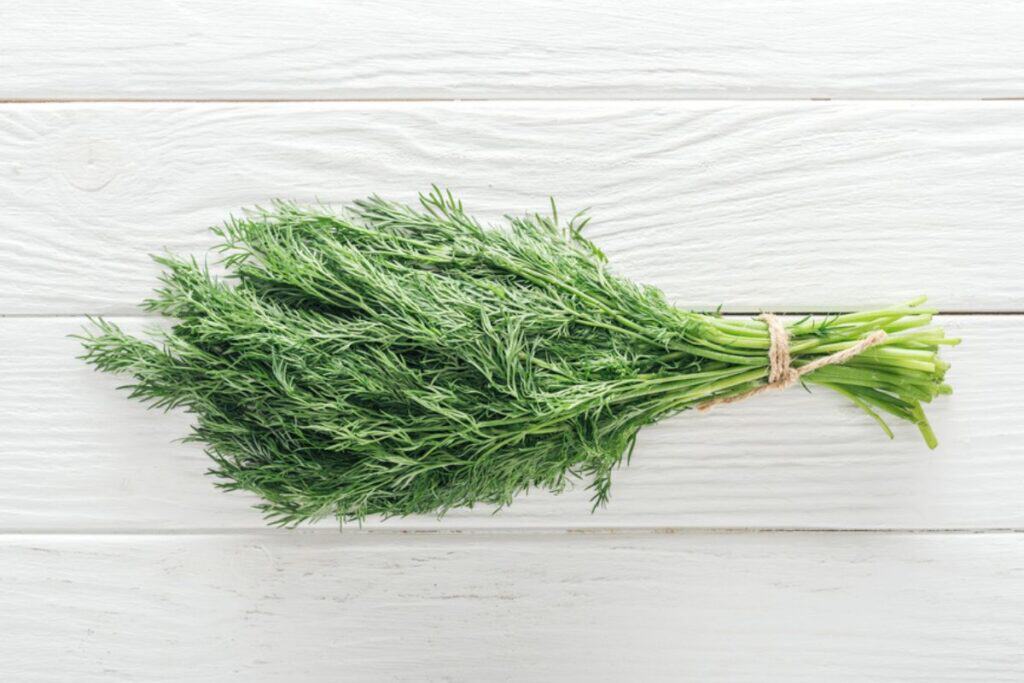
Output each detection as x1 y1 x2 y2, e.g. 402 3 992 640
2 315 1006 532
3 2 1024 679
2 0 1024 100
2 102 1023 314
3 532 1023 682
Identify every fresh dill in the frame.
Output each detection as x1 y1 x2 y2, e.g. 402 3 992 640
79 189 957 526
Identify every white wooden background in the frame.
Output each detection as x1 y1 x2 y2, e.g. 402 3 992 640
2 2 1023 680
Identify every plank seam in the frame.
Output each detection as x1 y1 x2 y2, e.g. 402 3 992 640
4 311 1022 319
1 98 1023 104
1 528 1021 537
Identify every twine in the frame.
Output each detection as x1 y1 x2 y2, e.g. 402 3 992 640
698 313 888 412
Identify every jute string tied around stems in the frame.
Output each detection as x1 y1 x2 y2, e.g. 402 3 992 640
698 313 888 412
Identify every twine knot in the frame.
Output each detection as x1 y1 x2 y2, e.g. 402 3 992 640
698 313 887 412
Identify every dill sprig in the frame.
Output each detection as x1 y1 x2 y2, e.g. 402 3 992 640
79 189 957 526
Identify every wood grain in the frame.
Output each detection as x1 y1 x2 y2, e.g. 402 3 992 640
4 315 1011 532
3 531 1022 681
1 101 1022 315
2 1 1023 100
4 4 1023 676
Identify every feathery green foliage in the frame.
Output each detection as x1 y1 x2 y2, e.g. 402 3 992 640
79 189 957 526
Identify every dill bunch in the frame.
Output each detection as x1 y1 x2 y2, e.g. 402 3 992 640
80 189 957 526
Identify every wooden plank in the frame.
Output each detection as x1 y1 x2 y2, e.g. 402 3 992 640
3 315 1013 532
1 101 1022 314
2 532 1022 681
2 1 1023 100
